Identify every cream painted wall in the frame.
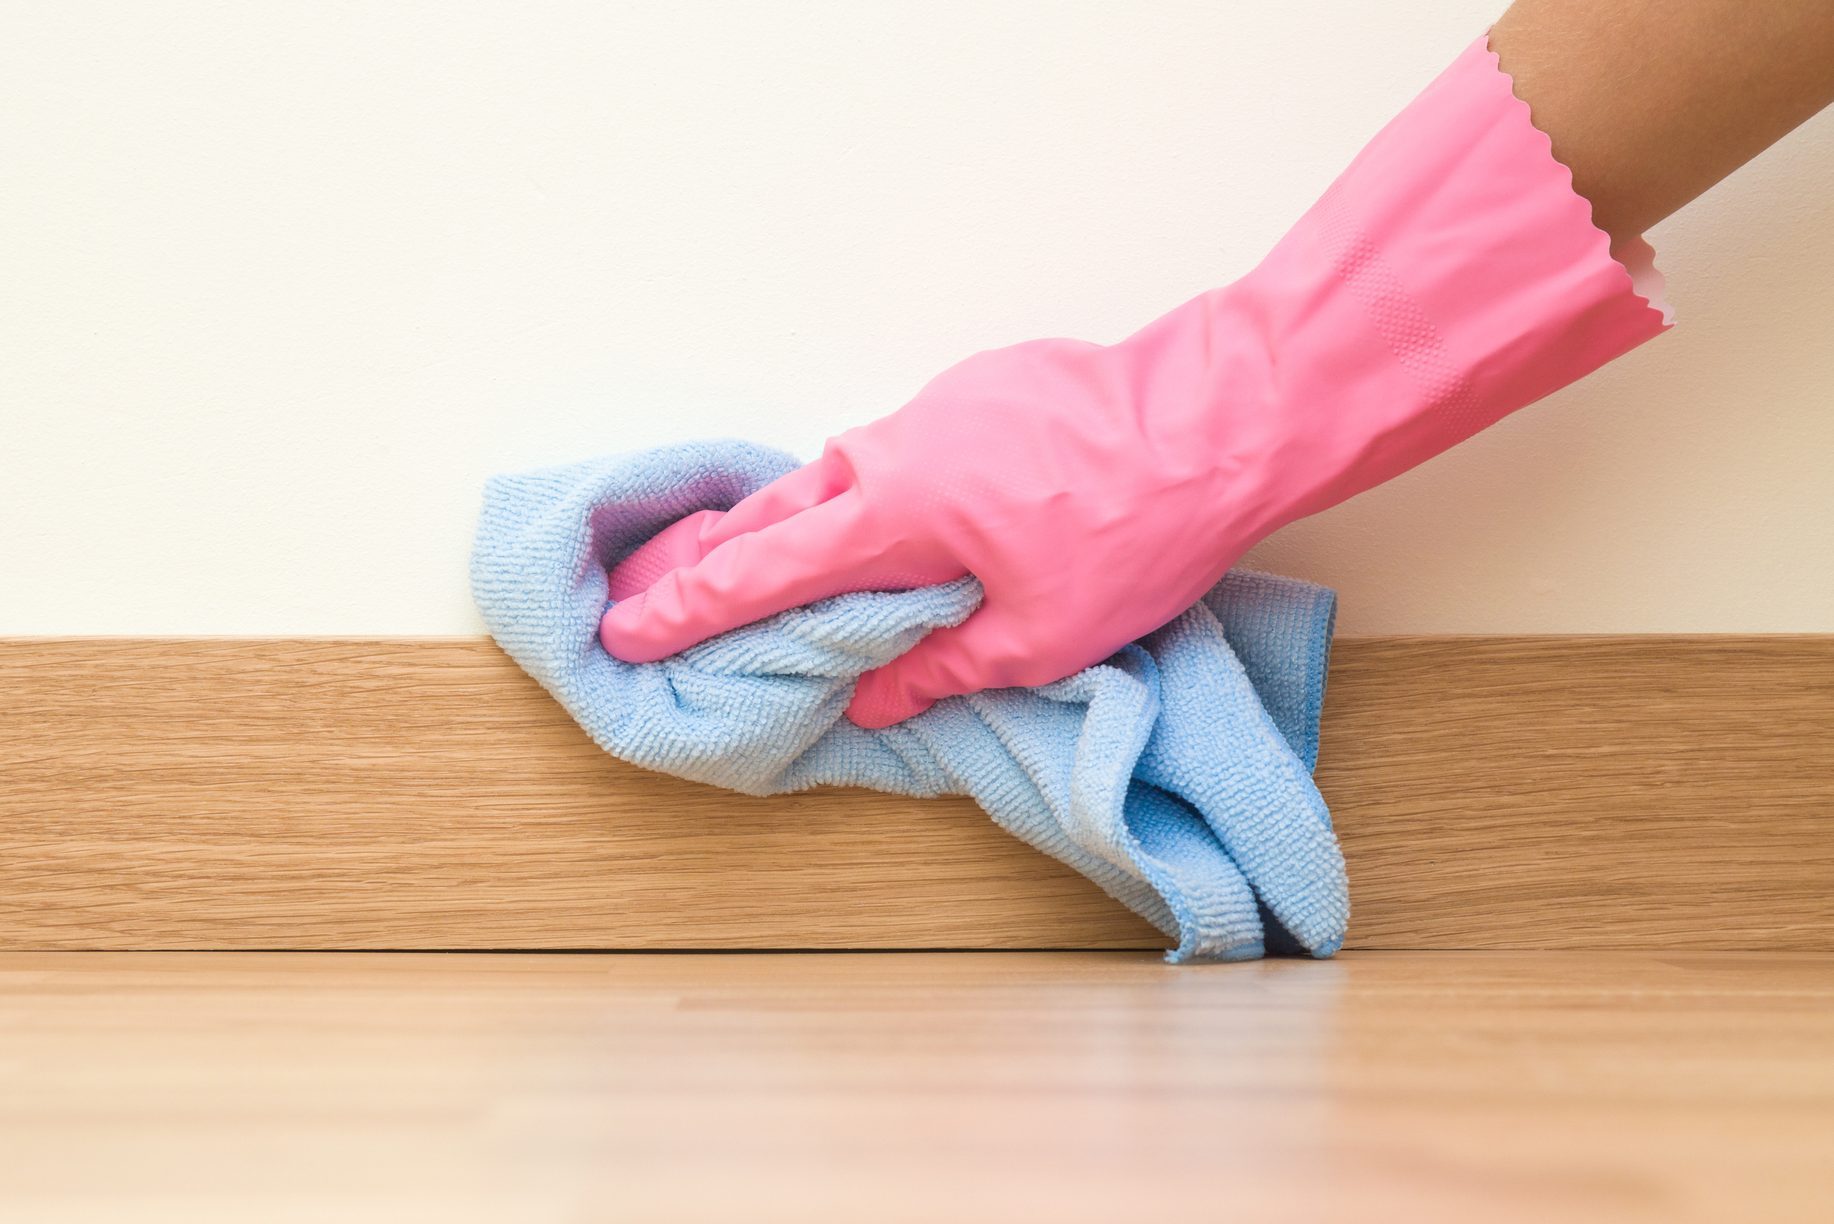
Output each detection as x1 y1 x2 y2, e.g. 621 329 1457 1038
4 0 1831 635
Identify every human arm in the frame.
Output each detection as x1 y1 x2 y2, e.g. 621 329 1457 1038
601 5 1834 728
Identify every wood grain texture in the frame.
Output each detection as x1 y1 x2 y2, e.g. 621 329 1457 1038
3 950 1831 1223
1325 637 1834 949
3 636 1831 951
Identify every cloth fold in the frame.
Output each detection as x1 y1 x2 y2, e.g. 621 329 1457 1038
470 440 1349 962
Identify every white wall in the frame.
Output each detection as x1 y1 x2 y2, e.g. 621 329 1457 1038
4 0 1832 635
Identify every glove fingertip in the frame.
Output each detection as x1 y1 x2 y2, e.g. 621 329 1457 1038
844 666 933 729
599 593 665 664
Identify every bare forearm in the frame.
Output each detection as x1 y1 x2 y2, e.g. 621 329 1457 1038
1490 0 1834 242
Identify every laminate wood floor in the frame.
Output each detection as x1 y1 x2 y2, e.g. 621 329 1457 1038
2 951 1829 1222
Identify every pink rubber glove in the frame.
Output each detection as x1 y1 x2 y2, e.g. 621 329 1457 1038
602 36 1669 728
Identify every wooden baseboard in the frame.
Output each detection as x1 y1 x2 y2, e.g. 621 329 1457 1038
4 636 1831 951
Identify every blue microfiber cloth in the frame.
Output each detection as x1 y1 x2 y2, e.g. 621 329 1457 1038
469 440 1349 962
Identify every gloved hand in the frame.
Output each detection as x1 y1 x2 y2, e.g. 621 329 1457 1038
601 35 1669 728
602 324 1309 729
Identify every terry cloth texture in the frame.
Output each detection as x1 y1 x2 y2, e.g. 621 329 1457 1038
470 440 1349 962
